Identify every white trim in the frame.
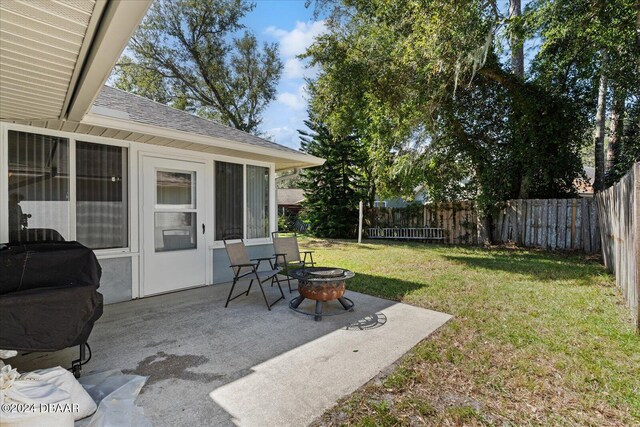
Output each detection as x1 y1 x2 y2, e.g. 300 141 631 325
270 164 276 235
82 112 324 167
0 124 8 243
59 0 108 120
243 163 247 240
95 252 138 260
66 0 152 121
208 239 273 250
68 137 77 241
131 254 140 299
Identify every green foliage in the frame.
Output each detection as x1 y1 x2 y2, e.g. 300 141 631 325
298 113 369 238
526 0 640 186
305 0 588 216
113 55 173 104
115 0 282 134
609 96 640 181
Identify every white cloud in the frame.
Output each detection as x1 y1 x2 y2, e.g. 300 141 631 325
276 84 308 111
283 58 304 79
265 126 298 148
265 20 326 58
277 91 305 110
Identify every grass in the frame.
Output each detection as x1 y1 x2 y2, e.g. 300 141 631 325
298 238 640 426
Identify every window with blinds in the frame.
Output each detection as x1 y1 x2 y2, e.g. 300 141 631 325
215 161 244 240
76 141 128 249
246 165 269 238
7 130 70 242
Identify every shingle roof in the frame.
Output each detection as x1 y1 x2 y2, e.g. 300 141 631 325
277 188 305 206
92 86 301 155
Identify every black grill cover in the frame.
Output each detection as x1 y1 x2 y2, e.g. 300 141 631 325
0 242 104 352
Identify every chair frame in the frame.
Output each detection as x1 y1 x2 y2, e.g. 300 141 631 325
224 239 285 310
271 232 316 292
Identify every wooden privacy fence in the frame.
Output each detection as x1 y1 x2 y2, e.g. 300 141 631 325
595 162 639 332
491 199 600 252
366 202 478 244
366 199 600 252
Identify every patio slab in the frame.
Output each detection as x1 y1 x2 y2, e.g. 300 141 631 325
10 282 451 427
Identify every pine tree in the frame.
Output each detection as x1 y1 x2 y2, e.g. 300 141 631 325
298 114 368 238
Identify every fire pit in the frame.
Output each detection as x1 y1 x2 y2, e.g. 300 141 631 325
289 267 355 321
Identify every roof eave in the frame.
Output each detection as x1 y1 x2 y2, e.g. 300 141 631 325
64 0 152 122
82 111 325 169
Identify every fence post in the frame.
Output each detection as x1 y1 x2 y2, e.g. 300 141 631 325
358 200 363 244
634 163 640 333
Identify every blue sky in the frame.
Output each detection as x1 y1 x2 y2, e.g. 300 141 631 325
243 1 537 150
242 1 326 149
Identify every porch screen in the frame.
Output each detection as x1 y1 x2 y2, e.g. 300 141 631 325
246 165 269 238
76 141 128 249
7 131 70 242
215 161 243 240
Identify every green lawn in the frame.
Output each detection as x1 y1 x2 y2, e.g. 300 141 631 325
298 238 640 426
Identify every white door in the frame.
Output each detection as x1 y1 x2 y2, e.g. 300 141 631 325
142 156 207 296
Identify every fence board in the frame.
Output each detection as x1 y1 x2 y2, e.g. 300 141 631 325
367 198 599 252
595 162 639 333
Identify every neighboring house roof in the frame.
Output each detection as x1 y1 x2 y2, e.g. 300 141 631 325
277 189 305 206
576 166 595 194
93 86 302 156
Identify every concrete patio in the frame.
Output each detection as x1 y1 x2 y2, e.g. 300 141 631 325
11 282 451 427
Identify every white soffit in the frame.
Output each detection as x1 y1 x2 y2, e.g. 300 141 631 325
0 0 151 122
0 0 98 120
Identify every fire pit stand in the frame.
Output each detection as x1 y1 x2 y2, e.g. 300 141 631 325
289 267 355 321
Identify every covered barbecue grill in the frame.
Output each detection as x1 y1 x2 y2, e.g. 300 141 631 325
0 241 103 376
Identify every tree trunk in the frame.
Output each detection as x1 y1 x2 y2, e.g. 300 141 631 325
509 0 524 78
607 86 626 181
594 50 608 192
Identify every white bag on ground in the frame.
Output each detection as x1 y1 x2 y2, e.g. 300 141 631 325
0 365 74 427
76 370 151 427
22 367 97 420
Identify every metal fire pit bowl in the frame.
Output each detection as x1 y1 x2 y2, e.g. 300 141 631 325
289 267 355 321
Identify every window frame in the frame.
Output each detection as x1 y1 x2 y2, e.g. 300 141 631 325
75 139 130 251
212 160 274 243
245 164 271 239
1 123 277 253
0 123 133 256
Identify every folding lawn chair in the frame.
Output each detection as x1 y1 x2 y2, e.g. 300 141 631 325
224 239 284 310
271 232 316 293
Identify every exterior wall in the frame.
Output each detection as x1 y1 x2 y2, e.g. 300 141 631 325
212 243 274 284
1 122 280 304
98 257 133 304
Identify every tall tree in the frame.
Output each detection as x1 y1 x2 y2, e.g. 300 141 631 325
527 0 639 188
298 113 369 238
593 50 608 192
509 0 524 78
118 0 282 134
606 85 626 182
305 0 586 218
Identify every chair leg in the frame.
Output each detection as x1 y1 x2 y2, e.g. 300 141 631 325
246 279 254 295
282 265 294 293
257 281 272 311
273 275 285 300
225 278 238 308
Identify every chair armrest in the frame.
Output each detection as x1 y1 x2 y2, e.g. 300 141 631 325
251 257 274 261
273 253 287 257
300 250 314 254
229 263 257 268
